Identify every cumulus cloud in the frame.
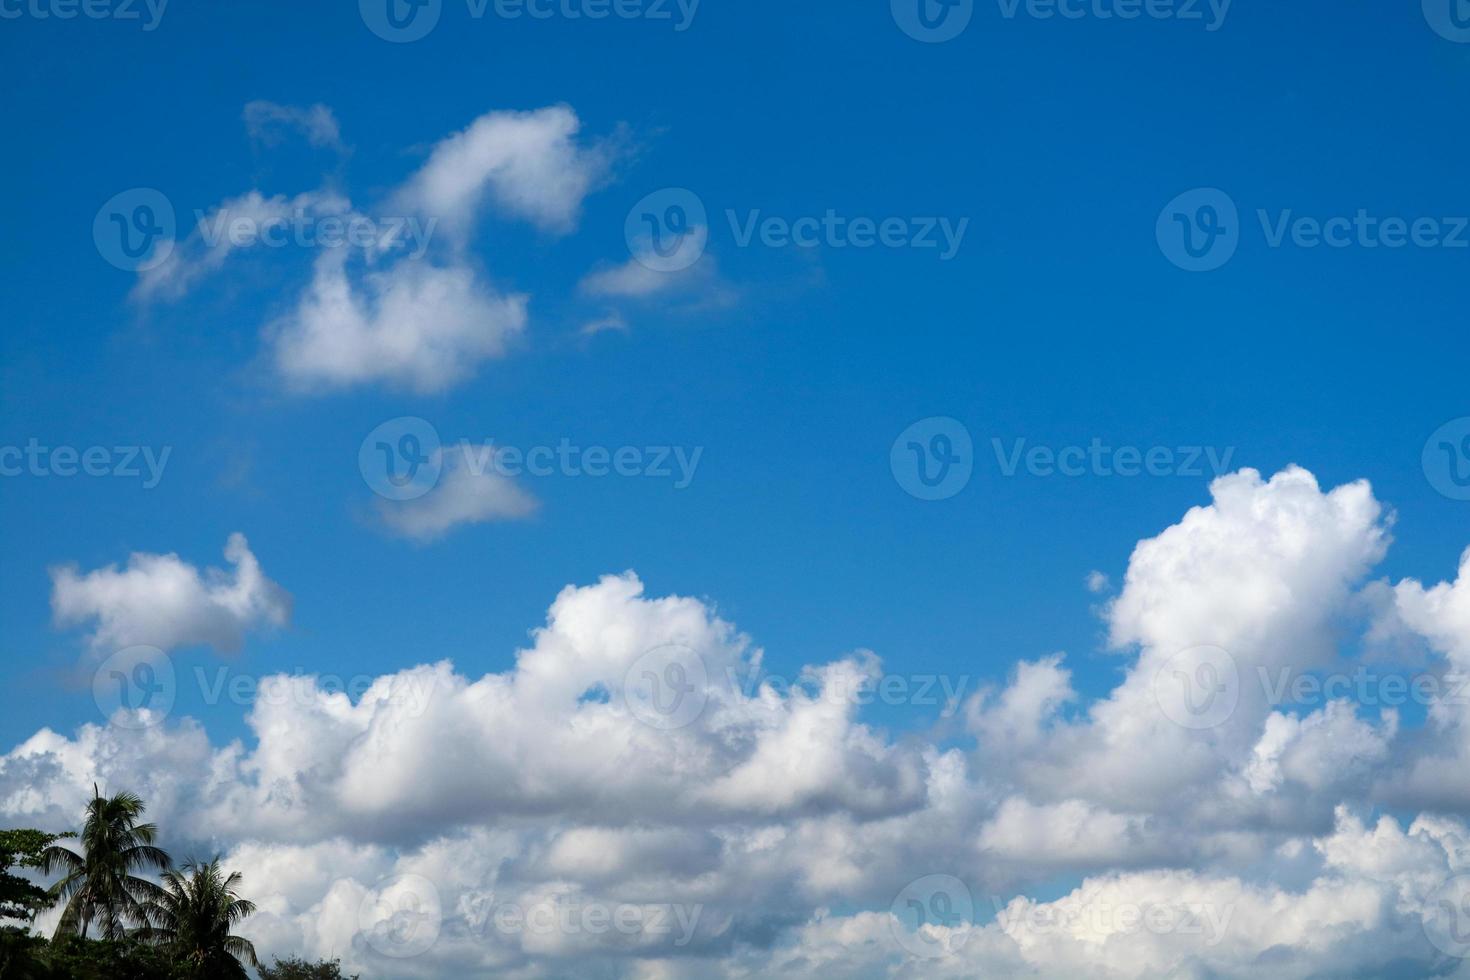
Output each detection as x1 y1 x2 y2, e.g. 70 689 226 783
49 533 291 654
268 250 528 394
20 467 1470 978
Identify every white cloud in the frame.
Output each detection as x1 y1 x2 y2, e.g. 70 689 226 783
243 100 346 151
268 250 528 394
396 105 616 238
580 227 711 298
133 104 622 394
133 190 346 303
375 445 539 542
49 533 291 654
21 467 1470 978
580 312 629 337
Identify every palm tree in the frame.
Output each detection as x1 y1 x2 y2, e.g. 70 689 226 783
135 858 259 979
41 786 171 940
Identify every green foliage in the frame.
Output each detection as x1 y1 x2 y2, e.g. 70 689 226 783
0 932 181 980
258 955 361 980
0 926 51 980
0 830 69 923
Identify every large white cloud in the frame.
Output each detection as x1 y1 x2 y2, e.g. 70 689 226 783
15 467 1470 978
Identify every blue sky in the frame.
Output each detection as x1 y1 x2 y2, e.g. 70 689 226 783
4 0 1467 745
5 2 1470 975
